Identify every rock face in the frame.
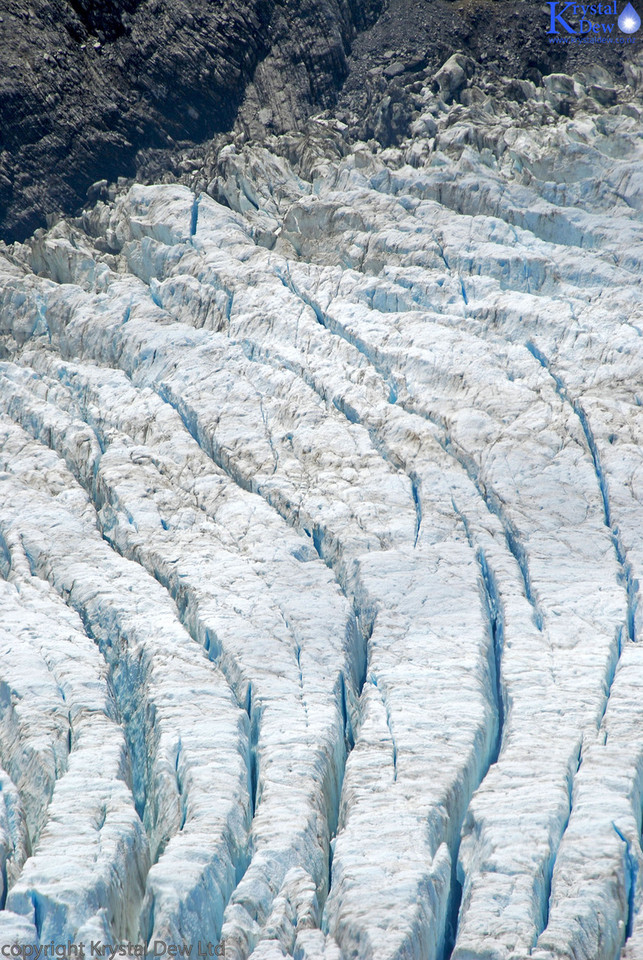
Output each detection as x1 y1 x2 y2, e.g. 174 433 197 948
0 57 642 958
1 0 638 242
0 0 382 241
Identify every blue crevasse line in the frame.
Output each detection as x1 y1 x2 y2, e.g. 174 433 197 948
190 195 200 238
435 240 450 271
536 750 578 941
442 505 507 959
32 295 50 342
452 497 473 547
370 673 398 781
410 473 422 548
149 286 163 309
339 672 355 751
333 397 359 424
0 860 7 910
277 265 547 641
443 435 544 631
525 340 637 643
502 521 543 632
0 529 12 579
245 683 259 818
276 283 544 634
613 823 638 941
442 862 463 960
154 373 377 715
175 738 187 830
372 675 398 782
477 548 505 762
276 269 491 580
30 891 43 938
276 267 389 376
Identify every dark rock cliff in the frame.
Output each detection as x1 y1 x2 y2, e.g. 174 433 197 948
0 0 636 241
0 0 382 240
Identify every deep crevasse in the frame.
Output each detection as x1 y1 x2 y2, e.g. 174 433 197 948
0 61 641 960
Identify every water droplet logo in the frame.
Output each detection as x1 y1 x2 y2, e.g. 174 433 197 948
618 2 641 32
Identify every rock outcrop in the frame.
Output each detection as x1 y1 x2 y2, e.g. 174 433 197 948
1 0 638 242
0 0 382 241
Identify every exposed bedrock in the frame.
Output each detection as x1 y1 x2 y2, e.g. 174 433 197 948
0 0 382 241
2 0 638 241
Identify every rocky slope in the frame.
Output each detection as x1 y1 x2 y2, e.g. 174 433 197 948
0 0 382 241
0 50 641 958
1 0 637 242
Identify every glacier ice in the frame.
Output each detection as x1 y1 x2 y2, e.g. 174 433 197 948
0 63 641 960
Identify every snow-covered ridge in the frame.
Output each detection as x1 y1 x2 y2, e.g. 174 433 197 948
0 61 641 960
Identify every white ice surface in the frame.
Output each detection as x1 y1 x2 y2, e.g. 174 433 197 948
0 61 641 960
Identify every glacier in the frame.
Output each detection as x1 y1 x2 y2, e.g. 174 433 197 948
0 56 641 960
